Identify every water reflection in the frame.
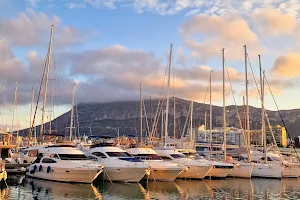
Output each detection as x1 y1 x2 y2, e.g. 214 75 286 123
1 176 300 199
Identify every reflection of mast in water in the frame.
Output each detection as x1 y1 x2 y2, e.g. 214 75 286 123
139 183 150 200
249 179 254 200
90 184 103 200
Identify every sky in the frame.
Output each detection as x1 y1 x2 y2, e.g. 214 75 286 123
1 0 300 130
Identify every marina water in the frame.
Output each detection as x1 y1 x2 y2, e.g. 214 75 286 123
2 175 300 199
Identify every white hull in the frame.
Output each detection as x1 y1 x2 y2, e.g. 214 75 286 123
177 165 212 179
282 165 300 178
207 167 233 178
26 166 102 183
144 168 182 182
228 164 254 178
101 167 146 182
252 163 283 178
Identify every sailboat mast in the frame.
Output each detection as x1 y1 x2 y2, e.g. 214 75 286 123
173 96 176 138
259 55 267 163
49 87 54 134
40 25 54 137
209 70 213 154
29 87 34 143
69 82 76 141
12 79 18 143
140 83 143 145
244 45 251 162
222 48 226 162
204 111 207 141
190 100 193 141
164 44 172 147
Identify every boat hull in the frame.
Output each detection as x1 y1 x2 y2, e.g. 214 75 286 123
101 167 146 182
282 165 300 178
207 166 233 178
252 163 282 178
228 164 254 178
177 165 213 179
26 166 102 183
144 168 182 182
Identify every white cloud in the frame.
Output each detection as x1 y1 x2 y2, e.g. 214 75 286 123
25 0 40 7
0 9 86 48
66 2 87 9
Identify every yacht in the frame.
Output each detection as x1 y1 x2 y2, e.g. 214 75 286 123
241 151 283 178
155 148 212 179
26 145 103 183
85 145 150 182
177 149 234 178
126 147 185 181
260 152 299 178
227 162 254 178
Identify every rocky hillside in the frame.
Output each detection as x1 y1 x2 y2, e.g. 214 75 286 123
21 97 300 139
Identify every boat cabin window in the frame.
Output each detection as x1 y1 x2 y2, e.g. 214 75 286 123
50 154 59 158
260 157 273 161
28 150 38 157
159 156 172 160
135 154 161 160
87 156 97 161
42 158 57 163
106 152 132 157
170 154 186 159
59 154 88 160
91 152 107 158
269 156 282 162
33 153 43 164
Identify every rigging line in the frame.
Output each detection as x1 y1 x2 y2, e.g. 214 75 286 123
263 71 300 161
203 77 210 104
246 53 261 99
75 90 80 138
224 60 246 142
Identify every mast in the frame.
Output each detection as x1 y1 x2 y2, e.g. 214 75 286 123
259 55 267 163
164 44 172 147
209 70 213 155
204 111 207 141
12 79 18 142
29 87 34 140
190 100 193 141
173 96 176 138
49 87 54 134
89 122 92 136
222 48 226 162
243 96 246 146
244 45 251 162
40 25 54 137
140 83 143 145
69 82 76 141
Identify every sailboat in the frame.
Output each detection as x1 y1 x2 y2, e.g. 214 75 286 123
126 63 185 182
241 51 283 178
26 25 103 183
220 48 253 178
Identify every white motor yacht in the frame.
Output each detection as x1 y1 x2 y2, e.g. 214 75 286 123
26 145 103 183
126 147 185 182
177 149 234 178
85 145 149 182
155 149 212 179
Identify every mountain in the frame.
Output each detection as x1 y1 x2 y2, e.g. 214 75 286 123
20 97 300 139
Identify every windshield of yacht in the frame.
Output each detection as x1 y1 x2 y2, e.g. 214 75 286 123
170 154 187 159
59 154 88 160
135 154 161 160
106 152 132 157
